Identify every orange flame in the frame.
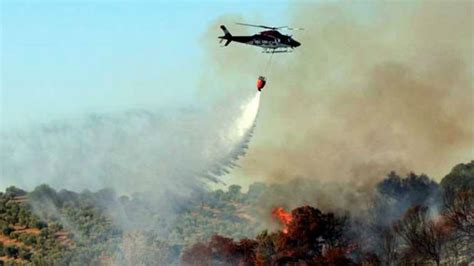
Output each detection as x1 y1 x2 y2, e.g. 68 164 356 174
272 207 293 234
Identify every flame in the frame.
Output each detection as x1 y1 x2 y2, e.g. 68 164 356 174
272 207 293 234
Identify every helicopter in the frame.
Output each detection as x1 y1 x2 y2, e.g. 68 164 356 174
219 23 302 53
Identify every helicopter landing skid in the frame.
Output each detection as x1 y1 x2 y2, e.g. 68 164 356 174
262 48 293 53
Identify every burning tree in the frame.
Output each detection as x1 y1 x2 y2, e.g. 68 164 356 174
443 187 474 241
181 235 257 266
394 205 448 266
441 187 474 264
268 206 355 265
181 242 212 266
182 206 354 265
271 207 293 234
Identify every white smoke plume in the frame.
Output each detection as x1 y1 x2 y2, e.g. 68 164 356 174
0 91 261 204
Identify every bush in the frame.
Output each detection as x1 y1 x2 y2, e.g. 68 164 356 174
2 226 13 236
5 186 27 197
5 245 19 258
10 231 21 240
39 228 49 238
19 247 32 260
35 221 48 230
0 242 5 256
23 235 37 246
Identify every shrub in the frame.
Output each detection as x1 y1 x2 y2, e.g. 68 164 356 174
2 226 13 236
19 247 32 260
5 245 19 258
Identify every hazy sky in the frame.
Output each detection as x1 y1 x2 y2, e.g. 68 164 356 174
2 1 472 192
1 0 289 128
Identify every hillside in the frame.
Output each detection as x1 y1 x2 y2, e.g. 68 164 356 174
0 183 264 265
0 161 472 265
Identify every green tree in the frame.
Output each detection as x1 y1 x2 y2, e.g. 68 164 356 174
440 161 474 192
227 185 242 201
5 186 27 197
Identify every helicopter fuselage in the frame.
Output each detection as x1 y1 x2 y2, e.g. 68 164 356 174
219 26 300 52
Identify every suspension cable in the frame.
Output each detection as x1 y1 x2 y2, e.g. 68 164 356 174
264 51 275 74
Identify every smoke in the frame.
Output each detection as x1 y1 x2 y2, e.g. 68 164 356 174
0 91 262 222
203 2 473 198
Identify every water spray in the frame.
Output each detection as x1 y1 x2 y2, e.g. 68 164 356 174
208 91 262 180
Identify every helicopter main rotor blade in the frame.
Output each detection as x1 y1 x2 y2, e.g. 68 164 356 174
236 22 276 30
287 27 305 30
276 26 305 31
236 23 304 31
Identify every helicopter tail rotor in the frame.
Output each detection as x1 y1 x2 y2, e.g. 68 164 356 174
218 25 233 46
